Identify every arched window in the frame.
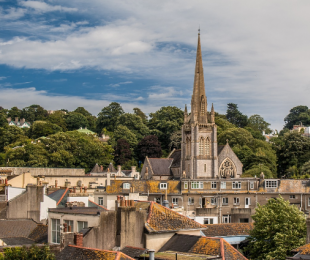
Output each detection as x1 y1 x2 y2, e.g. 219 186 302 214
186 137 191 157
205 137 210 155
219 158 236 178
199 138 204 155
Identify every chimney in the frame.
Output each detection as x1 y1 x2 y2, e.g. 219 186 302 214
73 187 76 193
307 216 310 244
74 233 83 247
80 187 82 193
100 165 103 172
63 223 68 232
20 118 25 125
106 173 111 186
55 180 58 188
117 165 121 175
148 249 155 260
84 187 87 193
15 117 18 123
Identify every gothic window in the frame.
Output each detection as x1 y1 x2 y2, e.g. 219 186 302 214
219 158 236 178
186 137 191 157
199 137 203 155
205 137 210 155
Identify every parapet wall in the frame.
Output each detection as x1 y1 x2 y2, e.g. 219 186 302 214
0 167 85 176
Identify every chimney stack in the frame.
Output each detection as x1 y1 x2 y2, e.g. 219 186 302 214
74 233 83 247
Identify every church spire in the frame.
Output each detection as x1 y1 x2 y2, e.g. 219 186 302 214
191 30 207 124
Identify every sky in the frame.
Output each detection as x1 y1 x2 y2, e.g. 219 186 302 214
1 0 310 131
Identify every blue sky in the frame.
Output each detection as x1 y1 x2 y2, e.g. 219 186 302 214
1 0 310 131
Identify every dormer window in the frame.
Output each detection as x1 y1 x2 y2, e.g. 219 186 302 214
160 183 167 189
123 183 130 189
265 180 278 188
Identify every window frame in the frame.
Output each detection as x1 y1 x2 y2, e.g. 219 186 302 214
222 197 228 205
233 197 240 205
51 218 60 244
123 183 130 189
211 197 217 205
265 180 278 188
98 197 103 205
221 182 226 189
184 182 188 189
250 181 254 189
191 181 203 189
160 183 167 189
289 195 296 199
64 220 74 232
204 218 214 225
188 197 194 205
211 181 217 189
232 181 241 189
77 221 88 232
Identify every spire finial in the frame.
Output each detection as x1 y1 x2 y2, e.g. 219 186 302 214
198 26 200 35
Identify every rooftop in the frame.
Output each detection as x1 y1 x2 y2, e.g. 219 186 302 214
203 223 253 237
49 207 107 215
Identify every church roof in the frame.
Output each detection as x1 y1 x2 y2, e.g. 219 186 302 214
168 149 181 168
148 158 173 176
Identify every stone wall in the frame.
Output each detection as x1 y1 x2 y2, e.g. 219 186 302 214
0 167 85 176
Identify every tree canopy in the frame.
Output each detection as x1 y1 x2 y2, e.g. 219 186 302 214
284 105 310 129
245 196 306 260
226 103 248 128
136 135 162 162
97 102 124 133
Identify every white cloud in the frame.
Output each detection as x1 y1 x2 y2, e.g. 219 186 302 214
20 1 77 13
0 7 25 20
0 77 6 80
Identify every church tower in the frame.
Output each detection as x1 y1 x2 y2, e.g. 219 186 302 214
181 31 218 179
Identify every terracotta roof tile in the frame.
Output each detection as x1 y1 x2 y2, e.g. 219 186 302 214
203 223 253 237
145 202 205 233
57 245 135 260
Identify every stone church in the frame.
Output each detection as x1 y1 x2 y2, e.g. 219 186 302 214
141 32 242 180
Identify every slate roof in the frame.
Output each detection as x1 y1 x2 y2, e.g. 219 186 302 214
0 220 48 245
158 234 248 260
148 158 173 176
90 163 102 173
168 149 181 168
259 179 310 193
48 188 70 207
120 246 147 258
0 219 38 238
0 237 35 246
143 201 206 233
218 145 225 154
203 223 253 237
49 207 107 215
57 245 134 260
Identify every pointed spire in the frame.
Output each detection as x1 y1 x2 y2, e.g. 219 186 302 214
184 104 188 114
191 30 207 124
211 103 215 123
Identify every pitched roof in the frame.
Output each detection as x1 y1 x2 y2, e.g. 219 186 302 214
48 188 70 207
292 243 310 255
0 237 35 246
144 202 205 233
168 149 181 168
49 207 107 215
203 223 253 237
120 246 147 258
218 145 225 155
0 219 38 238
159 234 248 260
88 199 108 210
28 224 48 243
57 245 135 260
90 163 102 173
259 179 310 193
148 158 173 176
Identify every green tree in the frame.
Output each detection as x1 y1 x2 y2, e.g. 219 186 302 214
20 104 48 123
169 130 182 150
247 114 271 133
113 125 138 148
47 111 67 131
0 126 27 152
148 106 183 151
65 112 88 131
136 135 162 162
0 245 55 260
246 196 306 260
215 116 236 136
29 121 63 139
7 106 21 119
133 107 148 124
301 160 310 175
284 105 310 129
74 107 92 117
116 113 149 141
0 113 8 127
97 102 124 133
272 131 310 177
226 103 248 128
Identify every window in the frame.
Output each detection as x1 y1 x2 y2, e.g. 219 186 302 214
240 218 249 223
222 197 228 205
265 180 278 188
211 197 217 205
199 138 203 155
184 182 188 189
232 181 241 189
222 215 230 223
211 182 217 189
64 220 74 232
233 197 240 205
123 183 130 189
205 138 210 155
250 182 254 189
98 197 103 205
51 218 60 243
204 164 206 172
221 182 226 189
172 197 178 205
204 218 214 224
191 181 203 189
290 195 296 199
77 221 88 232
308 197 310 206
160 183 167 189
188 197 194 205
199 197 202 206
